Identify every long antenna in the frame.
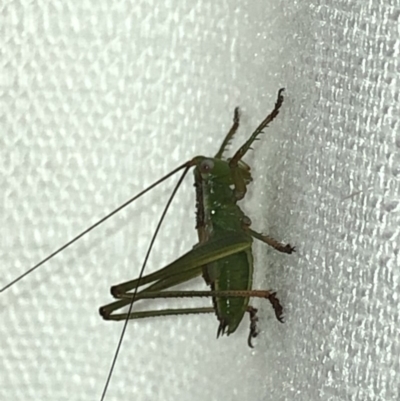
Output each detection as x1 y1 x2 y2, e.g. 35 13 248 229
99 162 193 401
1 161 194 293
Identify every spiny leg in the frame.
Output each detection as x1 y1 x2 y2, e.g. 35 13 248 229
215 107 240 159
247 306 259 348
241 216 295 254
100 289 284 323
229 88 285 200
230 88 284 166
248 228 295 254
102 307 215 321
268 292 284 323
110 232 251 296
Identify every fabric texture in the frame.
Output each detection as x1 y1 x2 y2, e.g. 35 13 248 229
1 1 399 400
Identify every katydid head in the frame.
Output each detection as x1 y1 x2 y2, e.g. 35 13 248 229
199 158 230 181
198 158 214 174
194 157 245 185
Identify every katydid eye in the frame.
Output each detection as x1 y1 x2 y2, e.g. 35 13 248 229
242 216 252 227
200 159 214 173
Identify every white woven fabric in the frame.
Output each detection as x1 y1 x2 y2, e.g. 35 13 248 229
1 1 399 401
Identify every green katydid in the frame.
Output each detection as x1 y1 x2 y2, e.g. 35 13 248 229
2 88 294 350
2 88 294 400
99 88 295 348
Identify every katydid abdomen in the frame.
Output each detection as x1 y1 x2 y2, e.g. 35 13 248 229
206 249 254 336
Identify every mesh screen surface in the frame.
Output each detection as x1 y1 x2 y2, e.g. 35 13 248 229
1 1 399 401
